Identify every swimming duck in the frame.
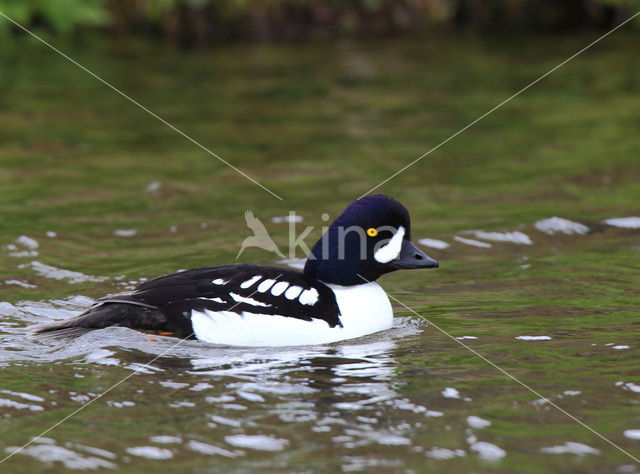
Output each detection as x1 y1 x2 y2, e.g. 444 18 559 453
30 195 438 346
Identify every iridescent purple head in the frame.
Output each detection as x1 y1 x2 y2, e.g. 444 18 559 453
304 195 438 286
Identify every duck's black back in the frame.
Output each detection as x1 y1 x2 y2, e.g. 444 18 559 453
30 264 341 339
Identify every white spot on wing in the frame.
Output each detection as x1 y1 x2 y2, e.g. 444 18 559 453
212 278 227 285
257 279 276 293
270 281 289 296
374 226 405 264
199 297 226 304
284 286 302 300
229 293 270 307
298 288 319 306
240 275 261 289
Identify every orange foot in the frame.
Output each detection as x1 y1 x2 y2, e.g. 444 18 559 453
145 331 173 343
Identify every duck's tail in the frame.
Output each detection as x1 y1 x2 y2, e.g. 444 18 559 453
28 303 166 338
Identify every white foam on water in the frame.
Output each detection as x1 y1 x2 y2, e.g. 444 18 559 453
107 401 135 408
392 398 428 414
418 238 450 249
472 231 532 245
189 383 213 392
531 398 550 406
278 258 306 270
469 441 506 460
8 250 39 257
563 390 581 396
0 301 20 315
0 398 44 411
623 430 640 440
225 435 289 451
0 390 45 402
377 435 411 446
70 394 90 403
20 261 108 284
86 349 119 367
186 440 241 458
453 236 492 248
622 383 640 393
145 181 161 193
271 215 303 223
149 435 182 444
159 381 189 389
516 335 552 341
7 237 39 257
540 441 600 456
205 395 235 404
442 387 460 399
168 401 195 408
15 235 39 249
18 302 79 321
602 217 640 229
341 456 404 471
209 415 242 427
467 416 491 428
4 280 36 288
5 443 116 469
126 446 173 459
71 443 116 460
236 391 265 403
426 447 466 460
113 229 137 237
534 217 589 235
125 362 163 374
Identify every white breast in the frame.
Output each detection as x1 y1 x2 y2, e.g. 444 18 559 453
190 282 393 347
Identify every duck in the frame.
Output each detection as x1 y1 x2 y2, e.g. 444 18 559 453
30 194 438 346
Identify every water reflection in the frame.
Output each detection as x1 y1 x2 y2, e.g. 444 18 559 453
3 295 441 469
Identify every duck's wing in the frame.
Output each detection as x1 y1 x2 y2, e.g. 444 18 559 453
30 264 341 339
121 264 340 326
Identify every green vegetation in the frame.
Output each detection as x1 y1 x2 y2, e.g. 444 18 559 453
0 0 639 42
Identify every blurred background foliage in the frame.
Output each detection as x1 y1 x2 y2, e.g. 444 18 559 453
0 0 638 44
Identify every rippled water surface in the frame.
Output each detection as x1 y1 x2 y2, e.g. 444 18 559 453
1 33 639 472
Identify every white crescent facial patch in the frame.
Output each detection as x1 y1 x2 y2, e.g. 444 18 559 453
374 226 405 264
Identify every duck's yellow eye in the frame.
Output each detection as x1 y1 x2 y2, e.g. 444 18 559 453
367 228 378 237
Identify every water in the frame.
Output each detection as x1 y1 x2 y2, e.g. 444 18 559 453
1 32 639 472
